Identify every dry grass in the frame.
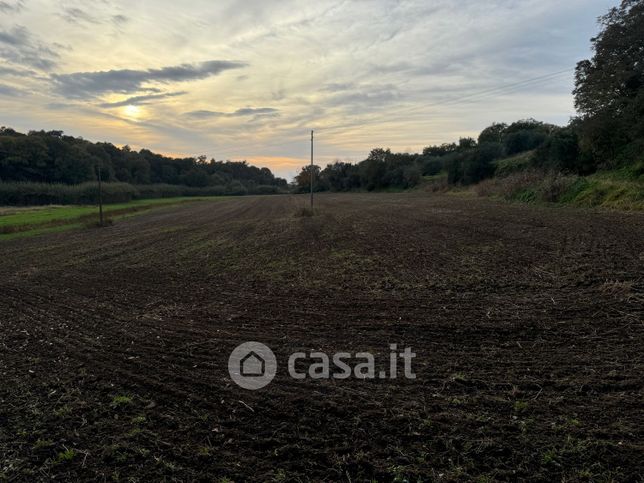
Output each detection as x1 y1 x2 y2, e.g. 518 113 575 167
294 207 318 217
420 174 450 193
473 169 644 210
474 170 546 200
599 280 641 302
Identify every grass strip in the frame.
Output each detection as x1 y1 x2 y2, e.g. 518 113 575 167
0 197 226 239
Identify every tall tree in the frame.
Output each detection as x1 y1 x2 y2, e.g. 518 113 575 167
573 0 644 166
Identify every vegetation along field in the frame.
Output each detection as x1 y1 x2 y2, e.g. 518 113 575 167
0 197 226 239
1 194 642 481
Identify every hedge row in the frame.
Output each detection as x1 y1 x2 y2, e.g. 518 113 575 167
0 182 281 206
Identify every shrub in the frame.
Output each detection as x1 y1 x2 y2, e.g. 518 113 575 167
419 157 443 176
251 185 279 195
537 173 581 202
534 127 589 174
474 170 545 200
0 180 262 206
494 151 534 177
0 182 138 205
421 174 449 193
445 144 500 186
505 130 547 155
135 184 185 199
474 170 644 210
445 152 467 184
402 165 422 188
226 181 248 196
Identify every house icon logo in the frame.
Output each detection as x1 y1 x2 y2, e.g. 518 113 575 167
240 351 265 377
228 342 277 390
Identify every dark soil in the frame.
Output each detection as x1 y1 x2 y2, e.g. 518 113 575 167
0 193 642 482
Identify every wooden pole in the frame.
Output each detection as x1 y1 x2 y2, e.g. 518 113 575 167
310 130 314 210
97 163 104 226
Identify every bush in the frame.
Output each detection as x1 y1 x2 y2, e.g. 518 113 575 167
419 157 443 176
505 130 547 155
494 151 534 177
226 181 248 196
537 173 582 202
421 174 449 193
251 185 279 195
0 182 138 205
0 180 267 206
445 144 499 186
562 177 644 210
135 184 185 199
473 170 644 210
445 152 467 184
474 170 545 200
534 127 588 174
402 165 422 188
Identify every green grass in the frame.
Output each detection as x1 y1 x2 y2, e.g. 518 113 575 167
591 161 644 182
53 449 76 464
419 172 449 192
475 167 644 211
0 196 227 239
559 174 644 210
514 400 529 413
0 222 87 241
0 197 211 227
422 172 448 182
32 439 53 450
111 395 133 407
493 151 534 177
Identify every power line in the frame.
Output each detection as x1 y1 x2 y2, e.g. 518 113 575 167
316 68 574 137
239 68 576 156
417 68 573 109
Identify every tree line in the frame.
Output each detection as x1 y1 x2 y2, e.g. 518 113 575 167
0 128 288 191
296 0 643 193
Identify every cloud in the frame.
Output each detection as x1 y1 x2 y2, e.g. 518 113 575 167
185 107 279 119
0 0 25 13
323 83 401 108
0 25 60 70
51 60 248 98
0 25 29 45
234 107 279 117
0 65 36 76
99 91 187 108
321 82 355 93
0 83 22 96
46 102 74 110
59 7 99 25
112 14 129 26
58 7 130 28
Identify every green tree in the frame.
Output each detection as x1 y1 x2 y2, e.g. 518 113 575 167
181 168 210 187
294 165 322 192
459 137 477 150
534 126 586 173
573 0 644 167
478 123 507 144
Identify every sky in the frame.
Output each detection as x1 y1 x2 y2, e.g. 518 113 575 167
0 0 617 179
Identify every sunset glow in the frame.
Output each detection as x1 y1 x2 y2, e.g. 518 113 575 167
122 104 142 120
0 0 616 178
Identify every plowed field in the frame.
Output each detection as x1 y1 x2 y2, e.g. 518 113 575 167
1 193 642 481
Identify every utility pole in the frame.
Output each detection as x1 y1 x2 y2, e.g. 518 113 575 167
310 130 314 210
97 162 104 226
